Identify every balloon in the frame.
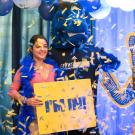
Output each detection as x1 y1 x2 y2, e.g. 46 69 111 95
60 0 78 3
105 0 120 8
89 0 111 19
38 3 52 20
106 0 135 11
0 0 13 16
119 0 135 12
38 1 58 21
78 0 101 12
42 0 56 5
13 0 41 8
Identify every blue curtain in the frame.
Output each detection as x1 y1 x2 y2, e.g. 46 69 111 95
0 7 48 135
0 12 13 135
96 8 135 135
21 8 48 57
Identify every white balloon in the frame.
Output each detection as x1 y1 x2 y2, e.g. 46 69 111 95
90 0 111 19
13 0 41 8
105 0 121 7
105 0 135 11
120 0 135 11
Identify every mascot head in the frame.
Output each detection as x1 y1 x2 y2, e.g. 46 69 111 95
46 2 92 49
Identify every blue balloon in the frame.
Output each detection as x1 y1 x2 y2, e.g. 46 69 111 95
38 1 59 21
0 0 13 16
78 0 101 12
38 2 53 20
42 0 56 5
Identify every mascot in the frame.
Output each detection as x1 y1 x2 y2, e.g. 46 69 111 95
46 1 120 135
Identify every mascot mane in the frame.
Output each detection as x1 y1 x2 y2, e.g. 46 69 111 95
49 2 92 49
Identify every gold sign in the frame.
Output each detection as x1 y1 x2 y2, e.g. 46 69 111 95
34 79 96 134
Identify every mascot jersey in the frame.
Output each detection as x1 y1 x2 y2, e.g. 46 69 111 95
49 44 120 135
49 45 120 103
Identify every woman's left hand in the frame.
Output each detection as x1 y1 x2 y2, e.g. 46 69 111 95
26 97 43 106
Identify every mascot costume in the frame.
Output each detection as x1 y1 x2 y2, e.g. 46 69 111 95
45 1 120 135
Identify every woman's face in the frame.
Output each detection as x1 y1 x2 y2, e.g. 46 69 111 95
32 38 48 61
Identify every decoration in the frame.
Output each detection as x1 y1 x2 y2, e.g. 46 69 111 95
106 0 135 12
0 0 13 16
60 0 78 3
119 0 135 12
89 0 111 19
42 0 56 5
38 1 54 20
101 72 135 107
78 0 101 12
105 0 120 7
13 0 41 8
100 32 135 108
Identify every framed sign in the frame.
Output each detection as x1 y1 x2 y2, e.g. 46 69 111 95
34 79 96 134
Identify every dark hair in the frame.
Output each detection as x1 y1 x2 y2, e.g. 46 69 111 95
29 35 48 46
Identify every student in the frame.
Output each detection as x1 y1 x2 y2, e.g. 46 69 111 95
8 35 55 135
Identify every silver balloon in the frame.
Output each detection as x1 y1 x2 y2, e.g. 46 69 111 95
13 0 41 8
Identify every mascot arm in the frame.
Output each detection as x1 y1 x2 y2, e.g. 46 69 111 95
98 48 120 72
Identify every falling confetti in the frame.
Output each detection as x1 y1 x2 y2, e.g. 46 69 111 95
27 19 35 29
111 24 117 29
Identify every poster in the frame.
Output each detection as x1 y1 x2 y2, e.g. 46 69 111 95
34 79 96 134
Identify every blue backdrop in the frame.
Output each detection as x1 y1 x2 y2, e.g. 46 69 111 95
96 8 135 135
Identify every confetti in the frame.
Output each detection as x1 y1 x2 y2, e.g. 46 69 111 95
56 77 65 81
104 58 112 63
62 52 66 56
69 73 75 78
18 121 26 128
64 21 68 27
74 20 82 26
87 35 94 43
18 128 25 133
52 36 56 41
10 68 15 74
6 110 16 117
49 6 54 12
27 20 35 29
62 8 67 14
111 24 116 29
90 17 95 21
95 71 99 76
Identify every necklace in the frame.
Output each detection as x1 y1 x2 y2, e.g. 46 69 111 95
35 64 44 70
35 63 50 80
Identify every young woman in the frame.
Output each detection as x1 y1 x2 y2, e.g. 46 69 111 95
8 35 55 135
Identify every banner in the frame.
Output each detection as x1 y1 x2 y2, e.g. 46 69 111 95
34 79 96 134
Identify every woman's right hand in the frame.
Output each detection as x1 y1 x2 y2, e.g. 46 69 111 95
26 97 43 106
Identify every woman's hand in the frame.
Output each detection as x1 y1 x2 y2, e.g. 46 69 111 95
26 97 43 106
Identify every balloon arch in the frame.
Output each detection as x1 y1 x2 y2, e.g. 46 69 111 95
0 0 135 19
0 0 109 20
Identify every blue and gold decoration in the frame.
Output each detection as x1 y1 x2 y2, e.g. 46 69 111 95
100 32 135 107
